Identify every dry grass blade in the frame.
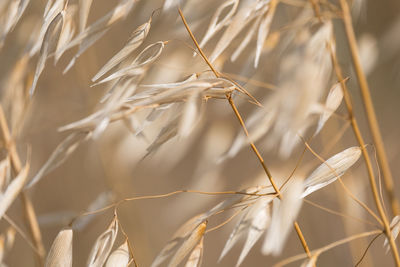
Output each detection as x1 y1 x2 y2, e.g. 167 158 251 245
92 16 152 82
302 147 362 198
0 0 30 47
30 9 65 95
209 2 257 63
168 220 207 267
219 206 252 261
184 236 203 267
78 0 93 32
30 0 66 56
198 0 239 49
59 76 140 134
105 240 130 267
230 15 261 62
152 215 209 267
218 189 274 262
87 216 119 267
26 132 90 188
63 0 136 73
45 228 73 267
315 81 344 135
94 41 165 85
178 91 201 137
54 5 77 64
0 160 30 220
237 196 272 267
0 158 10 191
263 180 303 255
144 115 179 158
254 0 277 67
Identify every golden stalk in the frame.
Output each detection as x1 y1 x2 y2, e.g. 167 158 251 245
178 7 314 261
330 10 400 263
339 0 399 216
0 105 46 265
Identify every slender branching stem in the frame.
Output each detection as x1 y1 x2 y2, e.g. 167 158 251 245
0 105 45 265
330 4 400 263
275 229 382 267
339 0 399 216
294 221 312 257
177 7 314 261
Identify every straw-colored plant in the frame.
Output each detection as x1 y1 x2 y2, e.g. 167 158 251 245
0 0 399 266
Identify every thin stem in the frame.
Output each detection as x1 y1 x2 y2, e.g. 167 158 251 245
340 0 400 216
339 0 399 217
205 206 247 234
70 188 275 224
221 72 278 91
302 139 383 225
275 230 382 267
355 232 383 267
304 199 378 227
178 7 313 261
3 214 42 256
0 105 45 265
293 221 313 259
329 25 400 264
227 96 281 195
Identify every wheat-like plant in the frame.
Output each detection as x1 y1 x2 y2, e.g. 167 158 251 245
0 0 399 266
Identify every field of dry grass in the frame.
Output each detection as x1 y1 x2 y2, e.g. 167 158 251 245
1 0 400 266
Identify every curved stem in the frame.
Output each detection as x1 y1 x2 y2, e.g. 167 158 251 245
0 105 45 265
178 7 314 261
331 2 400 264
275 229 382 267
339 0 399 217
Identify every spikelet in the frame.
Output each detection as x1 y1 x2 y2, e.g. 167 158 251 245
152 218 207 267
29 0 66 56
30 8 65 95
254 0 277 67
26 132 91 188
0 161 30 220
78 0 93 32
105 241 130 267
237 196 272 266
92 15 152 82
0 0 30 48
302 147 362 198
54 5 77 64
198 0 239 50
315 82 344 135
87 216 119 267
184 237 204 267
219 195 274 266
63 0 137 73
169 221 207 267
45 228 73 267
263 179 303 255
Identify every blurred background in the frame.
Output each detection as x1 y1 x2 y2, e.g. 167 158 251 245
1 0 400 266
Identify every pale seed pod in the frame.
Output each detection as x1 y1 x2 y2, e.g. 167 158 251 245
45 228 73 267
